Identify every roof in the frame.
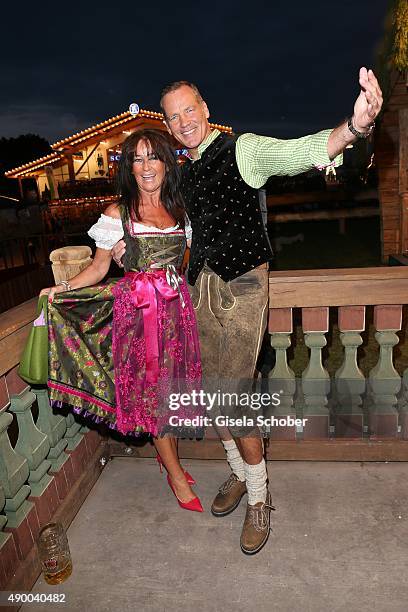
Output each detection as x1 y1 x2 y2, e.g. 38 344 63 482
5 108 233 178
5 152 62 178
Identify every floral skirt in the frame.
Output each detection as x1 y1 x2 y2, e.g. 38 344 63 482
47 272 203 437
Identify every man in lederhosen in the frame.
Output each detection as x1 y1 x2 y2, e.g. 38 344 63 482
113 68 382 554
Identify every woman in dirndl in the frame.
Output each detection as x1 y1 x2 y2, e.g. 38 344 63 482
40 129 203 512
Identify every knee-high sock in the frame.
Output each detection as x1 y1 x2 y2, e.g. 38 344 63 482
222 439 245 482
244 459 268 505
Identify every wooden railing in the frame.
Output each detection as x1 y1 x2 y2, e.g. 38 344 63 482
0 269 109 592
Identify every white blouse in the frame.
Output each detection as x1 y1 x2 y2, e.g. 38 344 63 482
88 213 192 250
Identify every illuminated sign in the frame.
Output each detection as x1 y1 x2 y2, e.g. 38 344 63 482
129 103 140 116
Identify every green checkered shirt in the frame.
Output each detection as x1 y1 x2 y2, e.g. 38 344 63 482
195 128 342 189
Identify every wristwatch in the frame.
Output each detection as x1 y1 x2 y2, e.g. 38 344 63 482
58 280 72 291
347 115 375 139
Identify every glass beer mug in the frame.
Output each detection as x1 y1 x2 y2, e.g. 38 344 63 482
37 522 73 584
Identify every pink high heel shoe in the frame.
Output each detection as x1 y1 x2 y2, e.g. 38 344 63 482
166 474 203 513
156 454 196 485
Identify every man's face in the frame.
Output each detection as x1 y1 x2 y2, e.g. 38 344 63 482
162 85 211 151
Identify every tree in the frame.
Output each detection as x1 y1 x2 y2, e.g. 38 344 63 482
0 134 52 199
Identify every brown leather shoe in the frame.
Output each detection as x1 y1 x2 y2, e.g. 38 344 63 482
240 490 275 555
211 473 247 517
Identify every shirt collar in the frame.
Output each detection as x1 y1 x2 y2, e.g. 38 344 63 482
194 129 221 161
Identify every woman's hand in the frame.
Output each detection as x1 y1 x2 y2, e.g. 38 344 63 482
111 240 126 268
39 285 66 303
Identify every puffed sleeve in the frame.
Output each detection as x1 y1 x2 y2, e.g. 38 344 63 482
185 213 192 246
87 214 124 250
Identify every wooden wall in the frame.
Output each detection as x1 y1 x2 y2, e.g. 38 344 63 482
375 69 408 261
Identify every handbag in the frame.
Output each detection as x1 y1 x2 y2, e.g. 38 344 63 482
18 295 49 385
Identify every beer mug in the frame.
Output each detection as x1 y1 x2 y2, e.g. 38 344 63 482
37 522 73 584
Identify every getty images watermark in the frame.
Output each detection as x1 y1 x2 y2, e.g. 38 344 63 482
167 390 308 429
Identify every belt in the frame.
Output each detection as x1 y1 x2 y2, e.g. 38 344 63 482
203 262 268 273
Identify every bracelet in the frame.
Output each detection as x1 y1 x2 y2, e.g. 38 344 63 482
347 115 375 139
58 280 72 291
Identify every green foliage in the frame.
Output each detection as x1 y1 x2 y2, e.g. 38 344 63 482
376 0 408 104
393 0 408 71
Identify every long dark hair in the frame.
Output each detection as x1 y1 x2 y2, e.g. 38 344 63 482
117 129 185 227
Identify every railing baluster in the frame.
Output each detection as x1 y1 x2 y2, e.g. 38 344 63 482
0 486 6 532
268 308 296 439
301 307 330 439
0 411 30 527
63 413 84 450
0 410 40 560
8 389 59 525
399 368 408 439
0 483 19 587
34 388 68 471
334 306 366 437
368 305 402 438
9 390 51 494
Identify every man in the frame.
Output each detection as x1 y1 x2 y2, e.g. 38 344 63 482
113 68 383 554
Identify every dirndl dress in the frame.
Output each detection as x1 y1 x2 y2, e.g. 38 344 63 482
47 210 202 437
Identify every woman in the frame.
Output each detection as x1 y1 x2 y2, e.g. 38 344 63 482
40 129 203 512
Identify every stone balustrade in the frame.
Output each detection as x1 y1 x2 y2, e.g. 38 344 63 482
3 244 408 590
268 267 408 445
0 247 107 592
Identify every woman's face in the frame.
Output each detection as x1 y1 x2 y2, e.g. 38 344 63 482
131 140 166 194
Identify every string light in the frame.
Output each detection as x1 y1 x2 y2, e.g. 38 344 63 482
6 107 232 178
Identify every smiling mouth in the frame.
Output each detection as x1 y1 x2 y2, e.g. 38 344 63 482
181 128 196 136
142 175 155 179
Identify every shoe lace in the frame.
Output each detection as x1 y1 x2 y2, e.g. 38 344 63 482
219 473 239 494
247 496 276 532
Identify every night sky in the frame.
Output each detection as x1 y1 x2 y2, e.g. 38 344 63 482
0 1 390 144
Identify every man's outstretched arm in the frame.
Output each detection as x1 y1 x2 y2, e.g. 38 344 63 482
236 66 383 189
327 67 383 159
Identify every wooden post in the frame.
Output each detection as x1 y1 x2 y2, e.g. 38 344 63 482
65 153 75 183
75 143 99 177
399 108 408 195
17 179 23 199
401 192 408 253
399 109 408 252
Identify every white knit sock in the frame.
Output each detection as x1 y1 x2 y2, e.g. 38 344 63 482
222 439 246 482
244 459 268 505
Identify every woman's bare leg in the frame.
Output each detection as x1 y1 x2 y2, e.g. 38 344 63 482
153 436 195 502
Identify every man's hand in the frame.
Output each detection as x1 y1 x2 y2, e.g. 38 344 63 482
352 67 383 132
111 240 126 268
327 67 383 159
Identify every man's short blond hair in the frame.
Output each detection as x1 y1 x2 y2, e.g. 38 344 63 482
160 81 203 114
